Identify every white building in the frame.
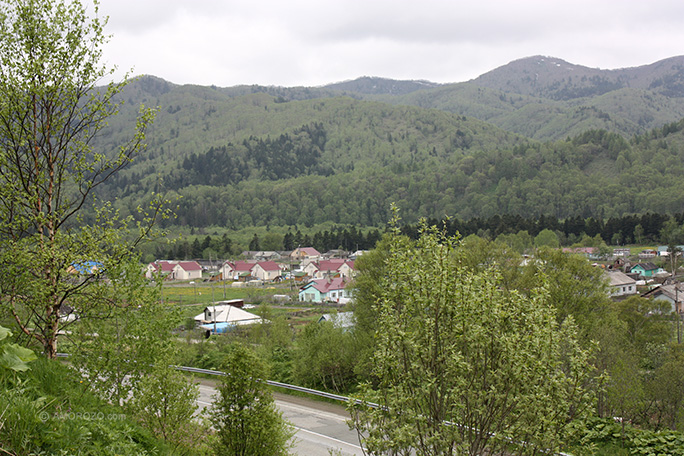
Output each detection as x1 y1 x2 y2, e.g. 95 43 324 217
604 270 637 298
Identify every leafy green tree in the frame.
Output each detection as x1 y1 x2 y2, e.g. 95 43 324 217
634 223 645 244
350 233 396 336
495 229 533 254
128 363 203 452
191 237 203 258
349 233 397 382
646 343 684 431
70 264 176 405
517 247 610 339
534 228 560 248
614 296 671 350
292 320 357 393
72 270 205 450
261 232 284 251
349 221 595 456
209 344 294 456
248 307 294 383
459 234 525 291
0 0 158 358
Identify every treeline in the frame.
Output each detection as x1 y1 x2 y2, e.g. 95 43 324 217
404 211 674 247
151 211 681 262
153 225 383 261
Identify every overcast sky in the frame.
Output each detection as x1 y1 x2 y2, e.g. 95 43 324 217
96 0 684 88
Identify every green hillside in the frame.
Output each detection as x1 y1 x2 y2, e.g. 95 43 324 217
93 65 684 231
332 55 684 140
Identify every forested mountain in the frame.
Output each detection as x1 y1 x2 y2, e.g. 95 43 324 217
94 56 684 231
367 56 684 140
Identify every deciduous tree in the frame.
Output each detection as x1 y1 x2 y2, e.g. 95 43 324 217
350 220 595 456
0 0 160 358
209 344 294 456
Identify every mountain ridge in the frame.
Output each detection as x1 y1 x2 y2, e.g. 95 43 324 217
126 55 684 140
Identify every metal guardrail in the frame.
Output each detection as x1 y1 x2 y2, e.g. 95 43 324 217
172 364 373 406
173 364 571 456
58 354 359 405
59 354 571 455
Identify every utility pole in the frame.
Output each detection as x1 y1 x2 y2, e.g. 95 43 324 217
677 283 682 344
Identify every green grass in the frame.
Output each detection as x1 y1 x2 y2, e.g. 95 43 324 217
1 357 175 455
161 279 290 307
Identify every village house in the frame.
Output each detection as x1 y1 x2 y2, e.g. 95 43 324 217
303 259 355 280
220 260 255 281
193 303 261 326
241 250 282 261
630 262 666 278
638 249 658 259
250 260 283 281
642 282 684 314
613 248 631 258
291 247 321 261
220 260 286 282
146 260 202 281
318 311 355 330
193 302 263 335
299 277 352 304
604 270 637 298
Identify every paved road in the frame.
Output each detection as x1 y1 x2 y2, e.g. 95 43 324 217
196 380 366 456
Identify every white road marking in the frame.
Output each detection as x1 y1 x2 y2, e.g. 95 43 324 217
294 426 364 451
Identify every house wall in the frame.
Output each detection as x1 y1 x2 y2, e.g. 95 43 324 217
220 264 234 280
303 263 319 278
338 263 354 279
632 266 650 277
299 287 323 302
324 288 351 302
611 283 636 297
174 266 202 281
145 265 157 279
252 265 280 281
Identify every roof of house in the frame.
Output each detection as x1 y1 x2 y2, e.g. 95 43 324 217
149 260 180 273
253 260 281 271
193 304 263 325
632 262 659 271
301 277 348 294
176 261 202 271
232 260 255 272
605 270 636 287
295 247 321 257
642 283 684 302
318 311 355 328
310 259 355 272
